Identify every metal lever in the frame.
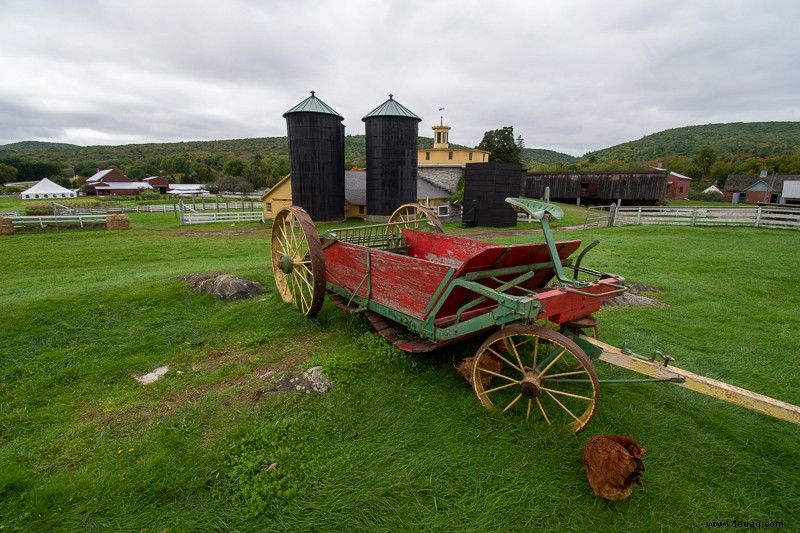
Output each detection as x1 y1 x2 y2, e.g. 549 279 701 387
651 350 675 367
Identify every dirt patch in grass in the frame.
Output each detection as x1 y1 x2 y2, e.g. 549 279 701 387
80 332 334 431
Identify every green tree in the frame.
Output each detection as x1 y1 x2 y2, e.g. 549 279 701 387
217 175 251 193
478 126 522 164
223 158 245 176
735 157 767 175
695 146 717 181
0 163 18 185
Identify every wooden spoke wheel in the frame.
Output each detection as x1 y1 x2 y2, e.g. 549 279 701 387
388 203 444 234
471 325 599 432
271 206 326 317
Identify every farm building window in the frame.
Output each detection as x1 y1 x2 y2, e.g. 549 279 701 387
35 194 39 198
426 151 430 160
358 205 365 215
469 152 473 161
448 151 453 160
436 132 442 144
436 205 449 217
266 202 272 213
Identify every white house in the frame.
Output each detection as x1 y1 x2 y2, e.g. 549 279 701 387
20 178 77 200
702 184 723 195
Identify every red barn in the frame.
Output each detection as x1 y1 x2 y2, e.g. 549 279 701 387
655 167 692 200
143 176 170 194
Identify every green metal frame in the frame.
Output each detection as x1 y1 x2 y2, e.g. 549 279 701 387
324 198 627 345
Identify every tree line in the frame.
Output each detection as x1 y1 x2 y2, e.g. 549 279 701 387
2 122 798 194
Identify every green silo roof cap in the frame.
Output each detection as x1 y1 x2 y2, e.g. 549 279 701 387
362 94 421 122
283 91 343 119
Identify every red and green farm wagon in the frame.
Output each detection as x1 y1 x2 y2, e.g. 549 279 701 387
270 198 800 432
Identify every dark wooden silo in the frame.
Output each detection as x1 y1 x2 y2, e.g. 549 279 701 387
462 162 523 227
283 91 345 222
362 95 421 220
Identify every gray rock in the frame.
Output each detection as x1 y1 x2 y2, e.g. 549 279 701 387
272 366 333 394
603 292 666 307
181 273 262 300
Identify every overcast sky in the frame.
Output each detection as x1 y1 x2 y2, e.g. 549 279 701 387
1 0 798 156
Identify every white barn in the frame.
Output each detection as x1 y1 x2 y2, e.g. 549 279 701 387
20 178 77 200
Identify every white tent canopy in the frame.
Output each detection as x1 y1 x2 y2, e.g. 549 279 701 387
20 178 77 200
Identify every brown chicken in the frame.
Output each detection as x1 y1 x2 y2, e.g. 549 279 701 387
583 435 646 501
456 354 502 387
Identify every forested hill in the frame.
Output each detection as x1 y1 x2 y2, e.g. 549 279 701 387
3 121 798 188
521 148 578 165
584 121 800 163
0 136 575 167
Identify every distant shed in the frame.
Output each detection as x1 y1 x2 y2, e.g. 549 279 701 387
523 170 669 205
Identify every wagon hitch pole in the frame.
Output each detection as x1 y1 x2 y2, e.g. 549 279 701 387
581 335 800 425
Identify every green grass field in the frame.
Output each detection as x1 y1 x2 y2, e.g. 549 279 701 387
1 214 798 531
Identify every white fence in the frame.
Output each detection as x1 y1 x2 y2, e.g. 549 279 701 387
180 211 264 225
8 214 108 228
613 205 800 230
53 204 176 215
178 199 264 225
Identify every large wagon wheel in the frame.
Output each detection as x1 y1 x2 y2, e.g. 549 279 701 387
388 203 444 234
471 325 599 432
271 206 326 317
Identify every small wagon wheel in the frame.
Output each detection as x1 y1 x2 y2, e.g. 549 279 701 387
388 203 444 234
471 325 599 432
271 206 326 317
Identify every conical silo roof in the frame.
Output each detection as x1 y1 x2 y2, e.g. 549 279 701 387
362 94 421 122
283 91 343 119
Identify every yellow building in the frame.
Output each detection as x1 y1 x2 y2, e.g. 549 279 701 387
261 171 451 220
260 174 292 219
417 119 490 167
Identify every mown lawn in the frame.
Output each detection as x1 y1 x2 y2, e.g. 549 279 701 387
0 216 798 531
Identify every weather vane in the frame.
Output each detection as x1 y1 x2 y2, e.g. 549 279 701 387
439 107 445 126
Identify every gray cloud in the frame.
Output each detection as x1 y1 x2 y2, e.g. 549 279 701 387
1 0 798 155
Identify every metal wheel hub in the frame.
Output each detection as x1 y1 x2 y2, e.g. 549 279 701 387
279 254 294 274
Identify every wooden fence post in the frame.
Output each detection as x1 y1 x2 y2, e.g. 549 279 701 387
755 206 763 227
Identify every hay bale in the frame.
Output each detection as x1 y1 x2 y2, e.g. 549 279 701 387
0 217 15 236
106 214 130 230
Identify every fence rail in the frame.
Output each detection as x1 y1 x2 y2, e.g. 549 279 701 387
614 205 800 230
8 214 108 228
180 211 264 225
47 200 261 216
583 205 614 229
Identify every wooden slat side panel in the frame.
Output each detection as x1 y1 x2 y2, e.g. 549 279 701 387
404 230 493 268
323 241 450 319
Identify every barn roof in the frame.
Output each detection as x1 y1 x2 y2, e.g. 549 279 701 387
343 170 449 206
93 182 154 190
86 169 114 183
345 171 367 205
723 174 799 192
